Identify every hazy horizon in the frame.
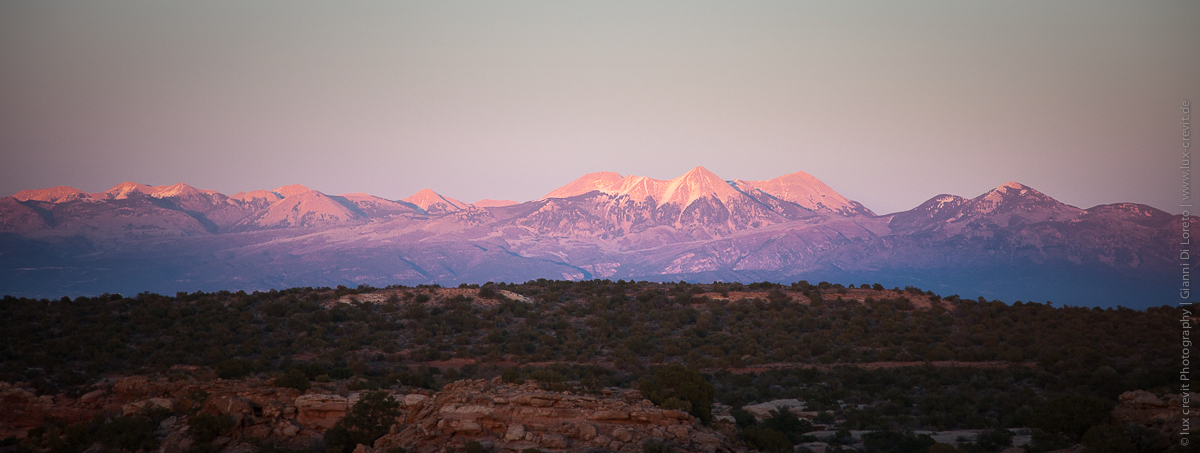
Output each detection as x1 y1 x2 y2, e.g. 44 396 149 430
3 1 1198 214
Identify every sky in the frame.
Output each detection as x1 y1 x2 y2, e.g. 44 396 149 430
1 1 1197 215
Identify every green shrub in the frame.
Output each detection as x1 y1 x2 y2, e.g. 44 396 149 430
861 430 935 453
740 426 791 452
95 415 158 450
637 364 716 424
1029 394 1114 450
274 369 311 391
393 368 437 389
731 408 756 428
529 369 565 386
642 439 674 453
188 413 234 443
1081 425 1137 453
185 444 221 453
215 358 254 379
292 362 328 380
501 368 523 384
962 428 1011 452
758 409 814 444
1079 423 1168 453
928 444 962 453
324 391 401 453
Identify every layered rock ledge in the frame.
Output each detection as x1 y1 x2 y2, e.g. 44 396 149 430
372 379 738 453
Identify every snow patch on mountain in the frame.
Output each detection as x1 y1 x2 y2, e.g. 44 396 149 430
731 171 870 216
403 189 469 214
11 186 92 203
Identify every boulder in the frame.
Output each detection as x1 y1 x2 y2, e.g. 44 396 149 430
294 394 348 429
204 395 254 415
576 422 597 441
112 376 152 395
79 389 106 404
404 394 429 406
666 424 689 439
261 400 286 419
123 397 174 415
742 398 806 419
1112 390 1180 428
611 427 635 443
540 434 568 448
1119 390 1166 407
587 410 630 420
505 423 526 441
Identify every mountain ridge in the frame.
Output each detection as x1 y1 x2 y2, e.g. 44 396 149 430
0 169 1177 307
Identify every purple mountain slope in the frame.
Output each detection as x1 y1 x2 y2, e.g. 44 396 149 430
0 169 1179 308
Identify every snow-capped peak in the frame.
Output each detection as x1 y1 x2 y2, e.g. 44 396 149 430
402 189 468 214
656 166 742 208
980 181 1037 204
272 184 314 199
104 181 161 199
731 171 865 215
11 186 91 203
540 172 627 200
541 167 741 208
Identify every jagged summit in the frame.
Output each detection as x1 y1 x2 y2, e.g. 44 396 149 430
97 182 225 204
657 166 743 208
541 166 862 212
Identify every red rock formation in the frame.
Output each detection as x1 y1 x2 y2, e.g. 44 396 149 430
371 379 741 453
1110 389 1182 439
1 375 743 453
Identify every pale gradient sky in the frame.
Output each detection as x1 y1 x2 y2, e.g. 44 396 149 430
1 1 1197 214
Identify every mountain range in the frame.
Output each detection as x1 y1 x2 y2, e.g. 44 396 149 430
0 167 1178 308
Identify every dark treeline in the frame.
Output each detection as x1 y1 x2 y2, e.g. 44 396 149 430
0 279 1179 452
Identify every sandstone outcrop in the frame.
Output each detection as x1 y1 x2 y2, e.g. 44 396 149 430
1108 389 1183 444
0 375 319 449
1 376 744 453
1110 390 1179 427
370 379 742 453
294 393 348 429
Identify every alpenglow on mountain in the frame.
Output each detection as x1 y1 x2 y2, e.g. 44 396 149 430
0 167 1178 308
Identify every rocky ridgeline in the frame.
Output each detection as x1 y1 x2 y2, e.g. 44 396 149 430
0 374 332 450
4 373 1171 453
371 379 737 453
0 375 739 453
